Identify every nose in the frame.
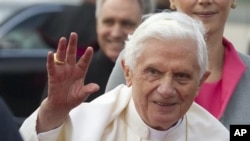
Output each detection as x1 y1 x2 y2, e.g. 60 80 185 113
198 0 212 6
110 24 125 38
157 77 176 98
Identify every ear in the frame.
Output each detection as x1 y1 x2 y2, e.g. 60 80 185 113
169 0 176 10
121 59 132 86
233 0 237 4
231 0 237 9
199 71 210 87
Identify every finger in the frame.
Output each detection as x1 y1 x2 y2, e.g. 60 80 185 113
56 37 67 62
47 51 55 77
66 32 78 65
77 47 94 78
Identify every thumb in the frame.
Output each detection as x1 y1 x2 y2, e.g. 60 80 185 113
79 83 100 100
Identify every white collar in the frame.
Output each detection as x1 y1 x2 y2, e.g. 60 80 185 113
148 118 183 141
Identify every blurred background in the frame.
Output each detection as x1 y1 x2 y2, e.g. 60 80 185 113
0 0 249 127
0 0 84 126
224 0 250 54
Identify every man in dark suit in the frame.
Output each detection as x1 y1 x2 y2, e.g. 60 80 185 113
0 97 23 141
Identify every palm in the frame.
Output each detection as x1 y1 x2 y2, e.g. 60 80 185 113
48 63 86 110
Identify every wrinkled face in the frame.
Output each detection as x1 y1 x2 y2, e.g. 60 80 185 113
97 0 142 62
124 38 207 130
169 0 236 34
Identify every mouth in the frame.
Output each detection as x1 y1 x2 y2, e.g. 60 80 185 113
109 43 124 51
153 101 177 113
153 101 178 115
108 40 124 46
193 11 216 18
154 101 176 106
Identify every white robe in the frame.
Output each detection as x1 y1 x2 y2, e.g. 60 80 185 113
19 84 229 141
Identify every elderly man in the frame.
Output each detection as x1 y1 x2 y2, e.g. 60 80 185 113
20 12 229 141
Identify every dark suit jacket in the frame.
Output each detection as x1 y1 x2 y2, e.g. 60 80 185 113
85 49 115 102
0 97 23 141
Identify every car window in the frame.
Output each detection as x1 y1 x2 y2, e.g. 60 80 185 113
0 13 54 49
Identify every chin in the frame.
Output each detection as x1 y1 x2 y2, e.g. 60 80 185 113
150 114 176 127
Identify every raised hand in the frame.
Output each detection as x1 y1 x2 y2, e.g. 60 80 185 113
37 32 99 133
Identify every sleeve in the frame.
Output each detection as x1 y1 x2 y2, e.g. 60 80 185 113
38 125 63 141
19 109 41 141
105 50 126 92
19 110 72 141
19 109 65 141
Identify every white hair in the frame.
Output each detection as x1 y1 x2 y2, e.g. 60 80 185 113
124 11 208 78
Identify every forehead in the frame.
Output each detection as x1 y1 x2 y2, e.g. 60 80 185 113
137 38 199 69
99 0 142 19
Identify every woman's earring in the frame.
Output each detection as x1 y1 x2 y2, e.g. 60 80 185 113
231 3 237 9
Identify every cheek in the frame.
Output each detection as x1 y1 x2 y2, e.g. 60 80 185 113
131 72 157 104
132 77 153 97
97 24 110 38
132 78 150 100
175 2 196 16
132 72 159 98
125 27 136 35
177 86 198 115
175 1 189 10
220 0 231 7
133 83 156 112
179 85 198 101
132 87 149 114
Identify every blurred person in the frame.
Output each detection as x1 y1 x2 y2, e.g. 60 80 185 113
0 97 23 141
20 11 229 141
105 0 250 129
83 0 155 101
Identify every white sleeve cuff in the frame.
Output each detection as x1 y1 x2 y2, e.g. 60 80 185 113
38 125 63 141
